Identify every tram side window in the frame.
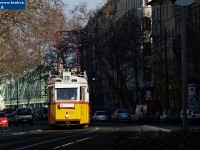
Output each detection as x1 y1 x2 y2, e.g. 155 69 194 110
57 88 77 100
80 87 82 100
80 86 86 101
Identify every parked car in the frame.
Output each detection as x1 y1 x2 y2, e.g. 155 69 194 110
168 109 181 123
160 110 170 123
134 105 145 121
92 111 110 122
0 112 8 129
188 108 200 123
6 113 16 125
180 109 193 121
131 112 136 121
134 101 162 122
33 107 48 120
111 109 132 122
38 107 48 120
15 107 33 126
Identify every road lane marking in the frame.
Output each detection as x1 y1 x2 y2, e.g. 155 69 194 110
14 127 99 150
53 133 104 149
142 125 171 132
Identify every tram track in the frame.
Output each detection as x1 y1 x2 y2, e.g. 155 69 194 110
0 126 114 150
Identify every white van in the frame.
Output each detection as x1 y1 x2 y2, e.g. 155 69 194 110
15 107 33 126
134 105 145 121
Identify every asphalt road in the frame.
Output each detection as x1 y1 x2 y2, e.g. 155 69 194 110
0 120 199 150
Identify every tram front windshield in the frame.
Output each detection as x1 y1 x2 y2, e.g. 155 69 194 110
57 88 77 100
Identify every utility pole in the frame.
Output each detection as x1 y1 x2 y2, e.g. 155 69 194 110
181 6 188 129
164 28 169 110
171 0 196 129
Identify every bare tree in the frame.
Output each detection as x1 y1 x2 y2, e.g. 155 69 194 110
80 1 146 111
44 2 95 73
0 0 67 78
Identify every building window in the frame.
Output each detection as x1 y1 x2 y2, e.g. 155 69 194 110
142 17 151 31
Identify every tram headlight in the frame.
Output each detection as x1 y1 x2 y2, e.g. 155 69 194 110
65 112 69 119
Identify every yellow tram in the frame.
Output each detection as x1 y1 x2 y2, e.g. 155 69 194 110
47 69 90 128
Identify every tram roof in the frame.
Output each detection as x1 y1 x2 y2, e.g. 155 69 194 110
47 70 88 86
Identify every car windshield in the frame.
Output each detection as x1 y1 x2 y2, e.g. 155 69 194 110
96 111 108 115
17 108 32 115
0 113 6 117
118 109 129 113
171 109 180 114
193 109 200 114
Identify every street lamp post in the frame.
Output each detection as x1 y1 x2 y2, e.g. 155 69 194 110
164 28 169 110
181 6 188 129
171 0 196 129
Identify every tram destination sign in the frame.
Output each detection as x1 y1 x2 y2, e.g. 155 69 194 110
0 0 25 10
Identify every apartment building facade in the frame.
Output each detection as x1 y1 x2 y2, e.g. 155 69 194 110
148 0 200 109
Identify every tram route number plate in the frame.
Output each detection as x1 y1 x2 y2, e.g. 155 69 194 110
60 103 75 108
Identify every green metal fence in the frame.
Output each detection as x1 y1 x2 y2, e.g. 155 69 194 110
0 74 47 108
